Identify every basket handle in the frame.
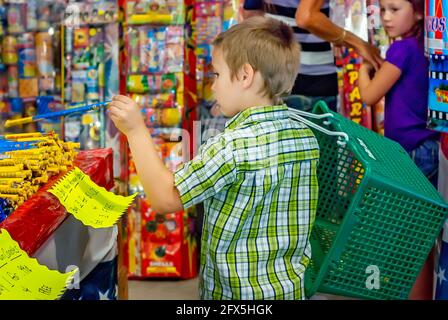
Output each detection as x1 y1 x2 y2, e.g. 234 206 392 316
289 111 349 146
288 107 334 125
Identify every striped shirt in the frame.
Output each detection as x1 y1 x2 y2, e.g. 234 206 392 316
244 0 338 97
174 105 319 299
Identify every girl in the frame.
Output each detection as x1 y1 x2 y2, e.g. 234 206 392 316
359 0 440 186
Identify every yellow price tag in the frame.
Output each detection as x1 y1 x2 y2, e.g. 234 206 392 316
0 229 77 300
49 167 137 228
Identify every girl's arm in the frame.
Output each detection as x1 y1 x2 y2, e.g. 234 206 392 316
359 62 402 106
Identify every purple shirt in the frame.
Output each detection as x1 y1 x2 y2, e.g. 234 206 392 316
384 36 439 152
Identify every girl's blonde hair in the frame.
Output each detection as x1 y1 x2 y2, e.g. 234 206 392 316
212 16 301 105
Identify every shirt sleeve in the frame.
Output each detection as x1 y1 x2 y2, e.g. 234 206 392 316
174 135 237 209
243 0 263 10
385 40 410 72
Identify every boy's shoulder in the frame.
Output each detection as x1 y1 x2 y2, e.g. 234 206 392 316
221 115 319 146
217 117 319 159
200 112 319 148
196 131 237 162
228 113 315 134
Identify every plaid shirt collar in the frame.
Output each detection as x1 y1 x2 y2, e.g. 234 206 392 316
225 105 289 131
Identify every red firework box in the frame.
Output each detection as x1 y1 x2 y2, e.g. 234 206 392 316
139 196 183 277
126 195 198 279
443 133 448 157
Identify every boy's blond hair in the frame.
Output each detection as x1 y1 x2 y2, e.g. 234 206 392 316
212 16 301 104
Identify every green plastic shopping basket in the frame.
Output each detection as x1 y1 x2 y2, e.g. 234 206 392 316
292 101 448 300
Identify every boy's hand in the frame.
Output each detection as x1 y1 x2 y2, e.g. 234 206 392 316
109 95 146 137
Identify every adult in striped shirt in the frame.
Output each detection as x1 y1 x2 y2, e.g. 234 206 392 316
243 0 383 112
109 16 319 299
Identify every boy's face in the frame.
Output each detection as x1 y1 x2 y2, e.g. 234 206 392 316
211 48 244 117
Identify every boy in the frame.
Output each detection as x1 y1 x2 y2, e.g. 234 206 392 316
109 16 319 300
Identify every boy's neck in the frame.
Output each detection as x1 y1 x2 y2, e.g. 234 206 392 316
241 96 276 110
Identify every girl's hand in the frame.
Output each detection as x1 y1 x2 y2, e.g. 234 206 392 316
109 95 146 137
356 41 384 71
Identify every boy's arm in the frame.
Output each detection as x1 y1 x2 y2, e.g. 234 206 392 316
359 61 401 106
296 0 383 70
109 95 183 214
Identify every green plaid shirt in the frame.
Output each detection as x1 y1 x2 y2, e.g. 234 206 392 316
174 105 319 300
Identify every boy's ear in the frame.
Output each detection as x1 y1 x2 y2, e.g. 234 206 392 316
240 63 255 88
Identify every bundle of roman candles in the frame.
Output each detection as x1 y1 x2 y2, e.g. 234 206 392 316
0 132 80 210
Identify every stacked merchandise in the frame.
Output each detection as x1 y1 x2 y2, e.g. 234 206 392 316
341 49 371 128
0 131 79 223
426 0 448 132
181 0 240 266
121 0 197 279
193 0 240 143
331 0 388 133
0 2 121 298
0 0 66 136
366 0 389 135
62 0 119 150
182 0 240 264
331 0 372 129
0 146 118 300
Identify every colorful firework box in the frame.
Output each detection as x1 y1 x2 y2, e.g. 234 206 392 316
341 48 372 130
125 195 198 279
428 54 448 132
426 0 448 132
